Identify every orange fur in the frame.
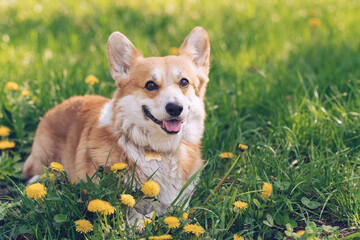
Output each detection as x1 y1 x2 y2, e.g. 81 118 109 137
23 95 133 181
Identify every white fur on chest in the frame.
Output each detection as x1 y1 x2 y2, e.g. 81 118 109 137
118 138 192 215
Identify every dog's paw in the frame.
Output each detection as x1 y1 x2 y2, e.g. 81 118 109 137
27 175 40 184
135 221 145 233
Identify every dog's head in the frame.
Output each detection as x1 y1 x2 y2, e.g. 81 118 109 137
106 27 210 152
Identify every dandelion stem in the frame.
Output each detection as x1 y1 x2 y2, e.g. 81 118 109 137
115 206 124 236
116 173 126 198
226 211 240 231
125 206 130 226
235 190 262 197
203 153 244 206
117 175 121 191
104 215 109 232
96 212 106 232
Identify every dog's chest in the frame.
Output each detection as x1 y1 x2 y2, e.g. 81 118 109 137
139 155 185 206
119 141 188 209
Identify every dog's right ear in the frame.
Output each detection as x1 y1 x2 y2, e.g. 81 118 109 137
107 32 142 87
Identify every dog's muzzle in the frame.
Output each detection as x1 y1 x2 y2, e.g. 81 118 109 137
142 105 182 134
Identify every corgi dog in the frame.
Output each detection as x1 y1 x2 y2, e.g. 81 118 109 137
23 27 210 222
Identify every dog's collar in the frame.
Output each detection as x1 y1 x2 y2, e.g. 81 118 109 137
144 150 162 162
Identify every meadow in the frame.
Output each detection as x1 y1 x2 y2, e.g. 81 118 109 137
0 0 360 239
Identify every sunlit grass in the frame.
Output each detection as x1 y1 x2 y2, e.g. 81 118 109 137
1 0 359 239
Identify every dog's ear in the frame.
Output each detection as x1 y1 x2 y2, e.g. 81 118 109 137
179 27 210 99
107 32 142 87
179 27 210 75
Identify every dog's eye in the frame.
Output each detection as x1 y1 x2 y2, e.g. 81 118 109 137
145 81 158 91
179 78 189 88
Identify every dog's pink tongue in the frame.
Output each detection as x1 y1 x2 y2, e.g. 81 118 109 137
163 120 182 132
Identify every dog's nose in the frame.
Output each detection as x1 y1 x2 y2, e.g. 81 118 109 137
165 103 183 117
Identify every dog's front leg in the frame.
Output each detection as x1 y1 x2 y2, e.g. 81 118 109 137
127 208 148 232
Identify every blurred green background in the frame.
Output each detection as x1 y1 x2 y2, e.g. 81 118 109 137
1 0 359 152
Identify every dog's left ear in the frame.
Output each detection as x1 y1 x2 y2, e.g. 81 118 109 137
107 32 142 88
179 27 210 75
179 27 210 99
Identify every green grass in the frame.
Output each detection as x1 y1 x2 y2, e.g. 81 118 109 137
1 0 360 239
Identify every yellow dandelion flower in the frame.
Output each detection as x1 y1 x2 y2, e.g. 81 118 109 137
110 162 128 172
234 234 244 240
169 47 178 55
0 140 15 149
164 216 180 229
70 179 76 185
182 212 189 220
141 180 160 197
149 235 173 240
50 162 64 172
85 75 99 85
238 144 248 151
21 90 30 96
5 81 19 90
25 183 47 200
296 230 305 235
141 219 152 227
183 223 204 237
219 152 234 158
75 219 93 234
261 182 272 198
121 194 135 207
87 199 103 212
40 173 56 181
87 199 115 215
308 17 321 27
233 201 248 210
0 126 11 137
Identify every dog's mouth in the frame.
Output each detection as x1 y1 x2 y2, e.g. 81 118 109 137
142 105 182 134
